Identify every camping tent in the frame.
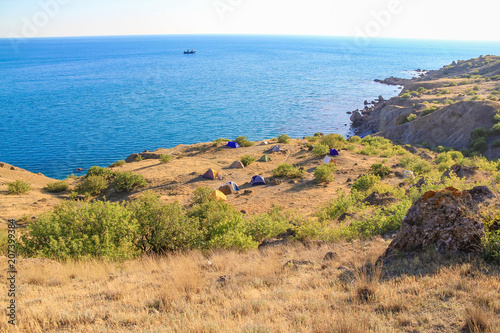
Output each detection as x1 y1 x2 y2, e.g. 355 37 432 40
227 141 241 148
260 141 269 145
329 149 339 156
251 175 266 185
230 160 244 169
210 190 227 201
225 181 240 191
219 181 240 195
323 156 336 165
259 155 272 162
271 145 282 152
202 168 219 180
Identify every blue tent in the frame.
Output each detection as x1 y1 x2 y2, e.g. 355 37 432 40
330 149 339 156
227 141 241 148
251 175 266 186
225 181 240 191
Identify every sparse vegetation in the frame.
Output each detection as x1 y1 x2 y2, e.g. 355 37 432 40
370 163 391 178
76 175 109 196
160 154 173 163
352 174 380 192
7 180 31 195
235 136 255 147
44 180 69 193
311 143 330 157
112 171 148 192
272 163 305 178
277 134 291 144
314 164 336 184
134 154 144 161
240 154 256 166
109 160 126 168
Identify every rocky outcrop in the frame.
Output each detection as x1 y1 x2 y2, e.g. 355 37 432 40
377 101 498 149
374 76 413 86
381 187 488 261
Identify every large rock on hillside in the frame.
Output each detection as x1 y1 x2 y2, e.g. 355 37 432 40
381 187 488 261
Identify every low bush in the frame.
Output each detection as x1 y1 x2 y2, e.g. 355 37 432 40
272 163 305 178
421 106 438 116
160 154 173 163
112 171 148 192
240 154 256 167
312 143 330 157
348 136 362 143
314 164 336 184
277 134 291 144
86 166 115 180
76 175 109 196
128 191 200 253
493 139 500 147
370 163 391 177
134 155 144 162
401 92 411 99
212 138 230 147
109 160 126 168
320 134 346 149
44 180 69 193
405 114 418 122
352 174 380 192
399 155 433 175
235 136 254 147
447 81 458 87
7 180 31 195
18 200 139 260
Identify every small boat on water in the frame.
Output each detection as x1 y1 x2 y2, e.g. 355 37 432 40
184 49 196 54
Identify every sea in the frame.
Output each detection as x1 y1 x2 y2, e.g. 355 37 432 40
2 35 500 179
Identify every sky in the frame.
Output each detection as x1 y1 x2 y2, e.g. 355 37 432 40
0 0 499 41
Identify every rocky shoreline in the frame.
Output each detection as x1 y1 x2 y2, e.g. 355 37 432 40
349 55 500 157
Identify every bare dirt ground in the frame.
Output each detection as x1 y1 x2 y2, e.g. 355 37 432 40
0 139 412 228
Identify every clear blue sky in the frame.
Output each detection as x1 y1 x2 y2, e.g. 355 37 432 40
1 0 499 41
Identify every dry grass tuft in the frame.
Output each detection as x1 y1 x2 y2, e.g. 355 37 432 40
464 307 491 332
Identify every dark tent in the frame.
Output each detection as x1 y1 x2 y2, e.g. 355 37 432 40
330 149 339 156
227 141 241 148
251 175 266 186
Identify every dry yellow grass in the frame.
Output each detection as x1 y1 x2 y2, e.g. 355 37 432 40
1 239 499 332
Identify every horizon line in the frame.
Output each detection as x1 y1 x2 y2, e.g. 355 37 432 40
1 33 500 44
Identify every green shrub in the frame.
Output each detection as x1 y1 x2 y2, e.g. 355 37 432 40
492 123 500 135
235 136 255 147
112 171 148 192
359 146 380 156
160 154 173 163
134 155 144 162
421 106 438 116
188 199 256 250
109 160 126 168
18 200 139 260
370 163 391 177
76 175 109 196
348 136 362 143
7 180 31 195
272 163 305 178
352 174 380 192
0 230 8 256
44 180 69 193
401 92 411 99
128 191 200 253
246 208 294 242
468 95 483 101
416 87 427 93
240 154 256 167
445 99 454 105
314 164 336 184
470 138 488 153
312 143 330 157
399 155 433 175
320 134 346 149
493 139 500 147
86 166 115 180
482 212 500 264
473 85 480 91
212 138 230 147
277 134 291 144
447 81 458 87
405 114 418 122
471 127 488 140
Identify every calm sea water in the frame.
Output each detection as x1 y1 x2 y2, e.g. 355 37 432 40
1 35 500 179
